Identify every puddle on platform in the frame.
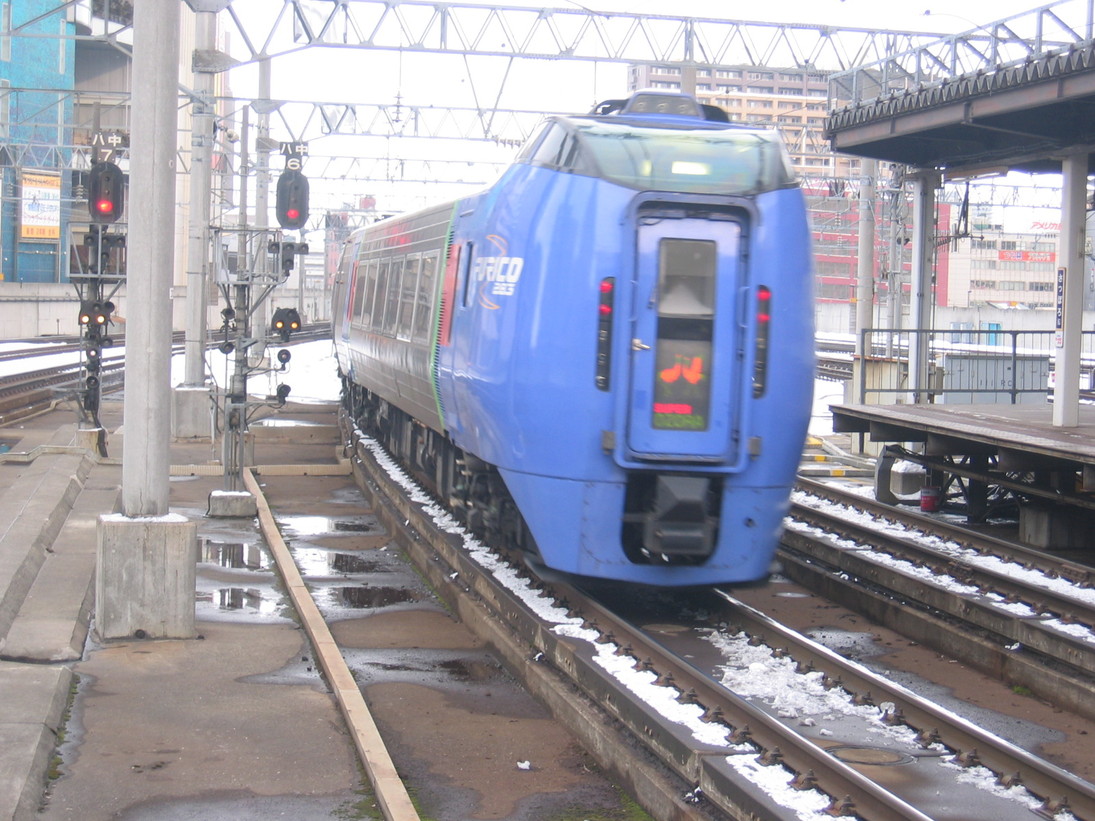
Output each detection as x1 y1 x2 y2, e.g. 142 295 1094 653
252 418 326 427
278 514 381 537
195 582 290 622
199 538 270 571
291 545 400 577
342 647 504 690
317 585 422 610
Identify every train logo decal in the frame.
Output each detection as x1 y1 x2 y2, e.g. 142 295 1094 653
472 234 524 309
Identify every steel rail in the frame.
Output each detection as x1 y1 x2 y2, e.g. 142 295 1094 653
711 590 1095 821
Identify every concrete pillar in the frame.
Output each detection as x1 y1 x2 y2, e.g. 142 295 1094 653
97 1 195 638
908 170 940 404
1052 150 1088 428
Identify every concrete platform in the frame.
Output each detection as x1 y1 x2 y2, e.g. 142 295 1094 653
0 398 637 821
832 402 1095 548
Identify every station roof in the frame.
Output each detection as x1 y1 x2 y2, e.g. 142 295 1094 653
825 40 1095 174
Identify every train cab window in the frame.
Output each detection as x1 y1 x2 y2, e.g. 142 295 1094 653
383 259 405 335
530 123 565 166
574 122 794 194
397 254 421 340
515 122 552 163
413 252 439 342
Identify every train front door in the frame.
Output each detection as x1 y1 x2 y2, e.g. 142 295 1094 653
626 215 745 464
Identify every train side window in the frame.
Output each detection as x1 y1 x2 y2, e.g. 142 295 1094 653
461 242 475 308
397 254 421 341
360 261 378 326
371 259 390 329
413 252 439 342
383 259 405 335
350 262 367 326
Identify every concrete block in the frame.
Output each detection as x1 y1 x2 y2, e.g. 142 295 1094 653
172 385 213 440
1019 504 1093 550
207 490 258 518
96 514 196 640
891 459 926 495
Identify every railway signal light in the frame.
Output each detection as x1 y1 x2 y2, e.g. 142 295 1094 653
275 170 309 229
88 161 125 224
79 300 113 340
271 307 301 342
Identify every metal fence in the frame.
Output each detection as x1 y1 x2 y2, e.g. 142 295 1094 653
851 328 1095 406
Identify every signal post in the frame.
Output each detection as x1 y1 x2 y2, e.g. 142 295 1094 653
207 148 307 517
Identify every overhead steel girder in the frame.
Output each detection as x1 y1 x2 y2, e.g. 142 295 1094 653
214 0 946 71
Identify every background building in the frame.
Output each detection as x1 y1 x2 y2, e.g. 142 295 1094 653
0 0 76 284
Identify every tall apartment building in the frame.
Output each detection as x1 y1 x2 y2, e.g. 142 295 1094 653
628 63 858 181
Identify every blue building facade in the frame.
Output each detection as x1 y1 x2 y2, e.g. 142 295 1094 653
0 0 76 283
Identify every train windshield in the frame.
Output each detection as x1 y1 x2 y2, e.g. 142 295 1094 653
575 122 795 195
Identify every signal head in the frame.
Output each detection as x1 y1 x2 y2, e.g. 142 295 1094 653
275 170 309 230
88 161 125 224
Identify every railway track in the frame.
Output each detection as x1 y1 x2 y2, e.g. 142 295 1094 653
0 326 330 427
336 414 1095 821
785 479 1095 721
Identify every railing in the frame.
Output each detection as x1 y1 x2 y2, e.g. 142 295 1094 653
851 328 1095 406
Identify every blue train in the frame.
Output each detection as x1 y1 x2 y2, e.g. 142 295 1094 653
333 90 815 586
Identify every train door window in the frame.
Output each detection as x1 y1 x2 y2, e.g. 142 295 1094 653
370 259 390 330
652 238 717 431
397 254 421 340
383 258 405 335
413 251 439 342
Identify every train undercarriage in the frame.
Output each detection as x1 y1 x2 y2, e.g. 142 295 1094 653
340 376 538 559
340 373 723 570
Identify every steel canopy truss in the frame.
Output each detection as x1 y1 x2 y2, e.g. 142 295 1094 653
829 0 1094 107
219 0 945 72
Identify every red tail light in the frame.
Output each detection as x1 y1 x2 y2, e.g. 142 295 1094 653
596 277 615 390
753 285 771 398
